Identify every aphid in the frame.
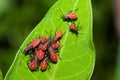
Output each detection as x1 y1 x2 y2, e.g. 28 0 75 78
48 47 58 63
62 13 78 22
69 23 79 35
51 40 60 49
28 58 38 71
24 38 41 55
35 49 45 61
54 30 63 41
40 57 48 71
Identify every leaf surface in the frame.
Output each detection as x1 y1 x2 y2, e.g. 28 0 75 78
4 0 95 80
0 70 3 80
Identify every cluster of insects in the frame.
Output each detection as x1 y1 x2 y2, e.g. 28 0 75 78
24 9 79 72
24 30 63 71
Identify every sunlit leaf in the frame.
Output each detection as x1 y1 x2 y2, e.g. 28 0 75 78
4 0 95 80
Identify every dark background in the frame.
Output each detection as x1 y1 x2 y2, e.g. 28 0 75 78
0 0 119 80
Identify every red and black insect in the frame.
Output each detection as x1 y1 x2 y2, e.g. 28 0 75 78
40 39 51 51
51 40 60 50
50 53 58 63
28 57 38 71
48 47 58 63
60 8 78 22
24 38 41 55
40 36 47 44
40 57 48 71
54 30 63 41
24 30 63 72
35 49 45 61
62 13 78 22
69 23 79 35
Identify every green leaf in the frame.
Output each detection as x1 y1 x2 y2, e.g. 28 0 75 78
4 0 95 80
115 40 120 80
0 70 3 80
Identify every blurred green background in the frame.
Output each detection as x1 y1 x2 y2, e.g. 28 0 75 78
0 0 119 80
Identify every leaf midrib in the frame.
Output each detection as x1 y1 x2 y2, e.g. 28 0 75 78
50 26 69 80
50 0 79 79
